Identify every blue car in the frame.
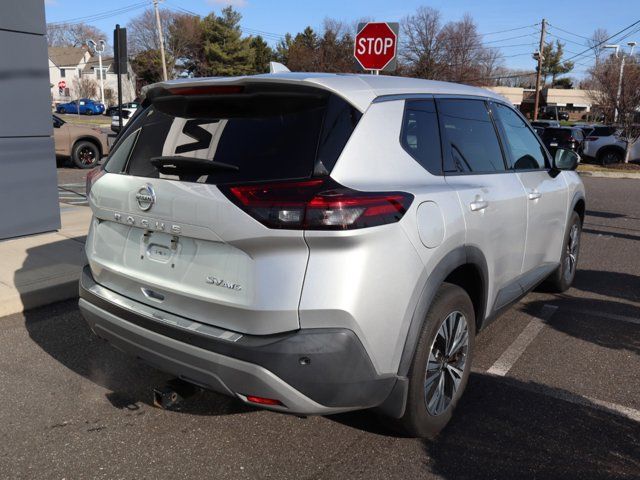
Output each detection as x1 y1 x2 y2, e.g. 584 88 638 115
56 98 105 115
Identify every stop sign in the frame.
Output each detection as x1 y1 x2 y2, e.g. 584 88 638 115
354 22 398 71
58 80 66 89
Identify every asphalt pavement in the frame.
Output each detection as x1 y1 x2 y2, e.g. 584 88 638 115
0 176 638 479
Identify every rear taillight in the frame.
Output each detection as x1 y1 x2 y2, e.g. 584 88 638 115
85 167 105 198
220 177 413 230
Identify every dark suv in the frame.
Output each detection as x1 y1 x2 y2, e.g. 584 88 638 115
541 127 585 156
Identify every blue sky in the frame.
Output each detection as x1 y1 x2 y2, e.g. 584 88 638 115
45 0 640 76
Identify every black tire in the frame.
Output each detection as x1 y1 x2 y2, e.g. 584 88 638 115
71 140 100 169
598 149 623 165
396 283 476 438
542 211 582 293
58 107 66 114
85 109 93 116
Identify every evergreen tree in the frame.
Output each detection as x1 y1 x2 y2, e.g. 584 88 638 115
250 35 274 73
541 40 574 85
201 6 255 76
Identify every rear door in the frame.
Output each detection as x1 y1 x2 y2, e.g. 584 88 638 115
491 102 568 285
438 98 528 314
87 86 360 335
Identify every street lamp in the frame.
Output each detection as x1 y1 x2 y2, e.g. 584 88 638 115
604 42 637 123
86 39 106 107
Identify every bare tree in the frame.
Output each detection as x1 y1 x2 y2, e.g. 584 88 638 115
72 76 98 101
439 14 492 85
127 8 176 55
477 48 504 85
47 22 107 48
588 28 609 67
400 7 444 79
588 55 640 161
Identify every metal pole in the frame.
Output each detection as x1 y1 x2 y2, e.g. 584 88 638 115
115 24 124 132
153 0 168 81
533 19 546 121
97 41 106 106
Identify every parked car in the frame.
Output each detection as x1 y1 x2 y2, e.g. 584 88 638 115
105 102 140 117
532 126 546 137
540 109 570 121
541 127 585 157
582 126 626 164
53 114 109 168
79 74 585 438
56 98 105 115
531 120 560 128
110 107 137 133
571 123 597 137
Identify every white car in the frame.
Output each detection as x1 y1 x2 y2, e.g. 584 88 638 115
582 126 640 164
111 107 137 133
80 73 585 438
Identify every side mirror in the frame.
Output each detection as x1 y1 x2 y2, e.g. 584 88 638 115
553 148 579 171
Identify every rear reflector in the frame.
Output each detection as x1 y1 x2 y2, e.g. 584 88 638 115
220 177 413 230
245 395 283 406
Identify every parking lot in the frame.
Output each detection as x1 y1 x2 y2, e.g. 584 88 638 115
0 176 638 479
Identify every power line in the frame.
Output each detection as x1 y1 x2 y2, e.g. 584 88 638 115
478 23 540 37
545 30 588 47
546 23 592 41
48 2 149 26
563 19 640 63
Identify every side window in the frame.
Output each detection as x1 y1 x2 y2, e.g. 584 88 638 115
492 102 548 170
401 99 442 175
437 99 506 173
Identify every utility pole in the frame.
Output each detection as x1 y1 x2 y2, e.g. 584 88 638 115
153 0 168 81
533 19 546 121
86 39 106 106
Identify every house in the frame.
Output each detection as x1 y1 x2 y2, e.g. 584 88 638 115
48 46 136 106
484 85 602 120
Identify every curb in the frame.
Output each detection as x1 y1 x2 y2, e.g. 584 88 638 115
0 275 79 318
578 170 640 179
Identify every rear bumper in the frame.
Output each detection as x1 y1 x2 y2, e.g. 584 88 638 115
79 266 396 415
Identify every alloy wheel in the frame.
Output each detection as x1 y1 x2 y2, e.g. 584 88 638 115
78 146 96 165
564 223 579 282
424 310 469 416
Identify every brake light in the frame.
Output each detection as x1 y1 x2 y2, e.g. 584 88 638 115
167 85 244 96
220 177 413 230
85 167 105 198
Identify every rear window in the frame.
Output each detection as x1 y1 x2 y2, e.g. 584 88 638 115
542 128 572 139
590 126 615 137
105 89 361 184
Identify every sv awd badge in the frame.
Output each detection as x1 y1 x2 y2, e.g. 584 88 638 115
206 276 242 291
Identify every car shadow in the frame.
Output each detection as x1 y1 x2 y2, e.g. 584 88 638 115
423 373 640 480
14 234 257 417
22 298 256 416
583 227 640 243
571 269 640 303
585 209 628 220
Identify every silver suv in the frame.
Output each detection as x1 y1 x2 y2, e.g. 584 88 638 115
79 74 585 438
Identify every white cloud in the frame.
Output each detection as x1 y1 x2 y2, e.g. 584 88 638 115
206 0 248 8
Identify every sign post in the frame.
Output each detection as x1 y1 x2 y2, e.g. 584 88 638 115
354 22 399 74
57 80 66 96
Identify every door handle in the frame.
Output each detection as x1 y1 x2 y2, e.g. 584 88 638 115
528 190 542 200
469 200 489 212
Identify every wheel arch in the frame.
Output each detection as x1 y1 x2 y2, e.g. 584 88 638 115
376 246 488 419
596 144 625 161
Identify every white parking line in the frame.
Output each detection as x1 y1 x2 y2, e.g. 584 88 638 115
487 305 558 376
474 369 640 423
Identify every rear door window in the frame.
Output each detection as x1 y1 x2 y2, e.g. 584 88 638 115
437 98 506 173
110 90 361 185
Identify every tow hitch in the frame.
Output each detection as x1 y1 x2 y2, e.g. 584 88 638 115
153 378 200 410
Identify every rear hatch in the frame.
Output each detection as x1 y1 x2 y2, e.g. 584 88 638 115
542 128 574 152
87 82 361 335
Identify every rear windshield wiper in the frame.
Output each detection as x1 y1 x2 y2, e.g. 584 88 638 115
150 156 239 176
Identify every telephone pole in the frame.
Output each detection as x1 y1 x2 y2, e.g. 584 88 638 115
533 19 546 121
153 0 168 81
